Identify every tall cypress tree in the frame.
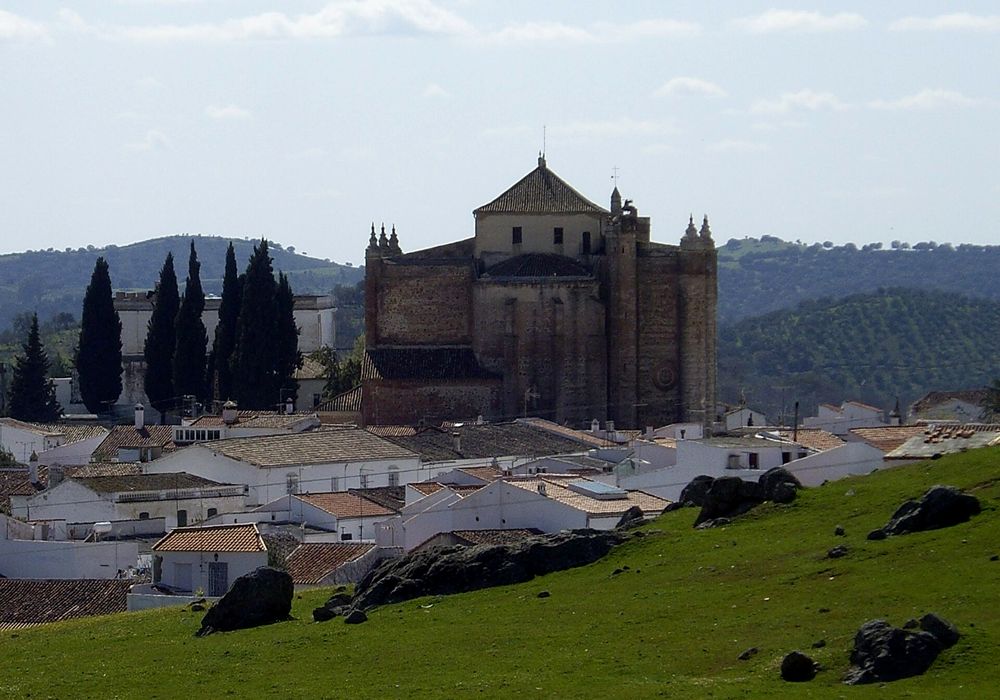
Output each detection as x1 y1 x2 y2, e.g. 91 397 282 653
212 242 242 401
232 240 279 409
76 257 122 414
143 253 179 420
173 241 208 405
276 272 301 405
8 314 62 422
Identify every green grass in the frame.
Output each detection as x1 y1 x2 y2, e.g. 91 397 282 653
3 448 999 699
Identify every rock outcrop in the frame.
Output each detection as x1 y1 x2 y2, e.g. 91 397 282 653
780 650 818 682
867 485 980 540
197 567 293 636
348 529 623 610
843 615 960 685
690 468 802 526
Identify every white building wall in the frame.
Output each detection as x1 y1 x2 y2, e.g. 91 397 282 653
725 409 767 432
783 442 885 487
475 212 605 260
14 480 117 523
0 423 60 462
39 434 107 466
157 550 266 593
0 538 138 579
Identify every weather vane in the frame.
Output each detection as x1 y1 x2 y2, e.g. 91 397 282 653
611 165 620 187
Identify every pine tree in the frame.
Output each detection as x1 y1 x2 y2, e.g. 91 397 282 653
76 257 122 414
173 241 208 405
8 314 62 422
212 242 242 401
143 253 179 420
232 240 279 409
276 272 301 405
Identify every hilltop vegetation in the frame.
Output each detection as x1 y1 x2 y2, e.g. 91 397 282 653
2 448 998 698
718 237 1000 324
718 288 1000 420
0 236 363 332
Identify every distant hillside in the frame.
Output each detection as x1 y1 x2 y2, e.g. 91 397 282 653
0 236 364 331
718 288 1000 421
718 238 1000 324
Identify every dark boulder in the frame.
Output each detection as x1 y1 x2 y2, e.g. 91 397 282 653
737 647 758 661
870 486 980 539
827 545 849 559
197 567 293 636
920 613 960 648
834 525 846 536
679 475 715 507
758 467 802 503
781 651 817 682
313 592 353 622
615 505 646 529
352 529 623 610
344 608 368 624
843 618 952 684
694 476 762 526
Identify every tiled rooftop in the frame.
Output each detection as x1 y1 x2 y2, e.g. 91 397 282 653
767 429 845 452
0 468 43 514
849 425 928 453
348 486 405 512
507 476 669 517
0 419 108 444
517 417 609 448
383 421 593 462
408 482 485 497
190 411 317 429
885 424 1000 460
293 356 328 381
910 389 988 415
71 472 227 494
65 462 143 478
474 158 608 216
152 523 266 553
203 425 417 467
317 385 362 413
284 542 375 584
91 425 176 461
295 492 396 518
0 579 133 626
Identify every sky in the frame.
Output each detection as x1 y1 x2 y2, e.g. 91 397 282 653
1 1 997 266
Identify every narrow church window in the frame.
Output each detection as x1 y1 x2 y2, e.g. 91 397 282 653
512 226 522 245
553 227 564 245
582 231 591 254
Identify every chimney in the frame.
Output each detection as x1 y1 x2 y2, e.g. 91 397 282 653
606 420 615 437
285 397 295 415
28 451 39 484
134 403 145 430
537 483 547 496
590 418 600 434
49 465 64 488
452 432 462 454
645 425 654 438
222 400 238 425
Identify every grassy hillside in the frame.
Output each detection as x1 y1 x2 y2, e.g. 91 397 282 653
718 238 1000 324
0 236 364 332
2 448 998 699
718 287 1000 420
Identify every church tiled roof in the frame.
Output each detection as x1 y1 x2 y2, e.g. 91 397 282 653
363 347 500 381
484 253 591 278
474 157 609 216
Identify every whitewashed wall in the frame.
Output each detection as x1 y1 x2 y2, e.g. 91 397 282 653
0 538 138 578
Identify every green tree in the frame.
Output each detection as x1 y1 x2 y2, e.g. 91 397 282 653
143 253 179 420
173 242 208 405
212 243 242 401
276 272 301 405
76 257 122 414
8 313 62 422
232 240 280 409
984 379 1000 422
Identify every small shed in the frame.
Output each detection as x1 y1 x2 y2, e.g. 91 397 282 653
151 523 267 596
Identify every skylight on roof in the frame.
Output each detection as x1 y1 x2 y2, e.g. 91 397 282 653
566 480 628 500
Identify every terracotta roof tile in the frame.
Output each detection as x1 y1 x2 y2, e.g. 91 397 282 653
0 419 108 444
152 523 266 553
71 472 227 494
293 356 328 381
474 159 608 215
0 579 133 626
458 466 503 482
910 389 988 416
367 425 417 438
508 476 669 517
294 492 395 518
348 486 405 512
65 462 143 478
284 542 375 584
203 426 417 467
91 425 176 461
518 418 609 448
190 411 318 429
317 386 362 413
849 425 927 453
769 429 844 452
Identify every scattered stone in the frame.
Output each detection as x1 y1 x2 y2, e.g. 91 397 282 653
344 608 368 624
811 639 827 649
920 613 960 648
312 591 354 622
827 545 849 559
196 567 293 637
866 528 887 541
781 651 817 682
737 647 759 661
869 485 980 540
818 608 831 614
695 517 731 529
189 603 205 612
990 555 998 562
615 505 646 529
611 568 624 576
352 529 623 609
834 525 846 536
537 590 550 599
843 617 957 684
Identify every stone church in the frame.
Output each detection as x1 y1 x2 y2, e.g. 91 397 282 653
362 156 717 430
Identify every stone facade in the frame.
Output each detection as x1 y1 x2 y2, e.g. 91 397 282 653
363 157 717 429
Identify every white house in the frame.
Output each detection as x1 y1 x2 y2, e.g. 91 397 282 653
380 475 668 552
143 425 421 506
803 401 886 435
150 523 268 596
13 473 246 531
724 407 768 433
0 514 138 579
0 419 108 466
909 390 988 423
174 403 321 447
247 491 398 541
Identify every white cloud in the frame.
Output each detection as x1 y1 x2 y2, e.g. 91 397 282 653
869 89 982 111
654 77 726 98
751 119 806 132
733 9 867 34
83 0 474 42
558 118 678 139
750 89 849 115
126 129 170 151
707 140 769 154
135 76 165 90
0 9 48 41
486 17 700 44
890 13 1000 32
422 82 450 98
206 104 252 120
